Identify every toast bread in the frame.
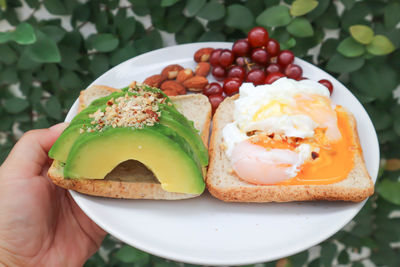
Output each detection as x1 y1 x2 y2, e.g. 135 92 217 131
48 86 211 200
78 85 118 112
206 95 374 202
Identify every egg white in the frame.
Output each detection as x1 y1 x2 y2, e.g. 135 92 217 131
224 78 330 156
222 78 332 180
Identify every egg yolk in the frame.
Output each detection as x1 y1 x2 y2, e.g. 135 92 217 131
278 107 356 185
232 106 356 186
252 94 341 141
251 135 297 150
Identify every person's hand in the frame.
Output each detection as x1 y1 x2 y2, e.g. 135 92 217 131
0 123 106 266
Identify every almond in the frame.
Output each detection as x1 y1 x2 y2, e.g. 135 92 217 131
161 64 184 79
143 74 167 88
162 89 179 96
182 76 209 92
160 80 186 95
195 62 211 77
176 68 194 83
194 47 214 62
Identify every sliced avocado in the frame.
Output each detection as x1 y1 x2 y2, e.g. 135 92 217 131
160 104 198 134
159 114 208 166
64 109 208 166
49 124 84 162
69 105 106 125
89 91 131 108
64 126 205 194
159 105 208 163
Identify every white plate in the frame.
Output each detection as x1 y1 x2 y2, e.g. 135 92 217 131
66 42 379 265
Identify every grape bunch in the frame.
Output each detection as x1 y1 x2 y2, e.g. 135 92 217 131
199 26 333 114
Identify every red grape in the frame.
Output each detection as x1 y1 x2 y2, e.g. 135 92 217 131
219 49 235 68
265 63 282 75
247 27 269 48
246 69 266 85
247 63 264 73
203 82 223 96
232 39 250 57
265 72 285 84
251 48 270 65
318 79 333 95
266 39 280 57
209 94 225 114
209 49 222 66
277 50 295 66
223 77 242 96
227 66 246 80
211 66 227 81
236 56 248 67
284 64 303 80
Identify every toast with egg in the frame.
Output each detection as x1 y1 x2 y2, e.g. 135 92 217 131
48 85 211 200
207 85 374 203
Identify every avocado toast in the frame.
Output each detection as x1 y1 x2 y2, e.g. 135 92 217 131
48 83 211 200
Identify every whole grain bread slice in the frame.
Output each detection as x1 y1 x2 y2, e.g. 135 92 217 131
48 86 211 200
206 95 374 202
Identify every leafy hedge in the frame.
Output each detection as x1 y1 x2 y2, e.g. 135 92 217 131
1 0 399 266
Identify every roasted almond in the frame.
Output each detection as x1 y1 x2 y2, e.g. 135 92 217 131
161 64 184 79
162 89 179 96
194 47 214 62
160 80 186 95
182 76 209 92
176 68 194 83
195 62 211 77
143 74 167 88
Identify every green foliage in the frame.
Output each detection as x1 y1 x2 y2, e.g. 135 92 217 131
0 22 36 44
197 0 225 21
367 35 396 56
326 54 365 73
3 98 29 113
384 2 400 28
286 17 313 38
114 245 150 264
25 30 61 63
337 37 365 57
86 33 119 52
350 25 374 45
256 5 291 27
0 0 399 266
225 4 253 31
290 0 318 16
377 179 400 205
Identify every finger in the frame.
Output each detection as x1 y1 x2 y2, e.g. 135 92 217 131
1 123 68 178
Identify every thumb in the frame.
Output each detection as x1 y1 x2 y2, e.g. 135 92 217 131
0 123 68 178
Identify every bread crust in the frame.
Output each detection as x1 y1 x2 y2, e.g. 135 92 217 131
48 161 199 200
206 95 374 203
78 85 118 112
49 87 211 200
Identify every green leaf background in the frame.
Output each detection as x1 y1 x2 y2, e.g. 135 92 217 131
0 0 399 266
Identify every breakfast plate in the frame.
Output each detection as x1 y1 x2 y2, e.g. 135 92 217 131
66 42 379 265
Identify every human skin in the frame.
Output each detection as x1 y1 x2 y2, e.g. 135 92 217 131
0 123 106 266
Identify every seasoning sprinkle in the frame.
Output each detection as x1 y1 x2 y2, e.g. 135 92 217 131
85 91 162 132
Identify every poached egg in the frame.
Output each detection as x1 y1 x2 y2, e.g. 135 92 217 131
222 77 352 185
